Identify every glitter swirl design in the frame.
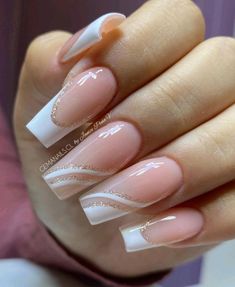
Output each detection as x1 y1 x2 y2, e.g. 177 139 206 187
43 164 114 192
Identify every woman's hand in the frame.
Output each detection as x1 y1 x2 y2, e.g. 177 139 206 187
14 0 235 277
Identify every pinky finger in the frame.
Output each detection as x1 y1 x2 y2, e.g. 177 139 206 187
120 181 235 252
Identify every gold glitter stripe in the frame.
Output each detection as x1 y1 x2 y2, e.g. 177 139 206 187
48 175 98 185
51 81 95 128
44 163 114 176
81 196 139 212
103 189 149 204
51 81 74 128
83 199 136 212
140 219 157 244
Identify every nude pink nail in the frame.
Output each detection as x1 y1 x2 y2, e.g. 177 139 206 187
80 157 183 225
26 67 117 147
120 208 204 252
42 121 142 199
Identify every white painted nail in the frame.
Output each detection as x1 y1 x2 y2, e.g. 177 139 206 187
120 224 157 252
61 12 126 62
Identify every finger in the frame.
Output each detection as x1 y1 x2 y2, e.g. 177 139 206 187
148 103 235 213
43 37 235 200
111 37 235 157
183 181 235 246
79 100 235 225
58 13 126 63
120 181 235 252
65 0 204 100
120 207 204 252
26 0 204 147
20 31 72 98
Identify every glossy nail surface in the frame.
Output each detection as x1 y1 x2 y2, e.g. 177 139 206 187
43 121 141 199
120 208 204 252
80 157 183 225
59 13 126 62
26 67 116 147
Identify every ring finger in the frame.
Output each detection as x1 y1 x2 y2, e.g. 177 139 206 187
42 37 235 202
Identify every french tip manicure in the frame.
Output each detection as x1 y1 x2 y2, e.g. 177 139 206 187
42 121 141 199
60 12 126 62
120 208 204 252
26 67 117 148
26 115 60 148
26 96 76 148
120 226 155 252
79 158 183 225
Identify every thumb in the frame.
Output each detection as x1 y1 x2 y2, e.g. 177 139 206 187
14 31 73 134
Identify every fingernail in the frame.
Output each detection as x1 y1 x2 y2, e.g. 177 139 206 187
59 13 126 62
26 67 117 147
80 157 183 225
120 208 204 252
42 121 142 200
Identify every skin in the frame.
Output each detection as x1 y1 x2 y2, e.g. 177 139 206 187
14 0 235 278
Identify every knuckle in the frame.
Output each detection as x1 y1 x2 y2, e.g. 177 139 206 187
148 75 191 132
196 126 231 171
23 31 70 94
200 37 235 71
146 0 205 41
169 0 205 39
21 31 71 97
24 31 69 69
214 36 235 50
203 37 235 59
182 0 205 27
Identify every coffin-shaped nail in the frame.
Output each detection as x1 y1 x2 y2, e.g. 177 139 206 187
26 67 117 147
42 121 142 199
59 13 126 62
120 208 204 252
80 157 183 225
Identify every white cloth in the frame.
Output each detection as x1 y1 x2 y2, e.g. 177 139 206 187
0 259 85 287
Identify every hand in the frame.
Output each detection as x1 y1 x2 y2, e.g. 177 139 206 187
14 0 235 277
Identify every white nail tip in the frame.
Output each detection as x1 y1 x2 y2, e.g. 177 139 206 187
120 227 153 252
26 91 78 147
63 12 126 61
80 192 149 225
82 205 129 225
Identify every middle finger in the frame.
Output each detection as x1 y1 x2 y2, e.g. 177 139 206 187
42 37 235 200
